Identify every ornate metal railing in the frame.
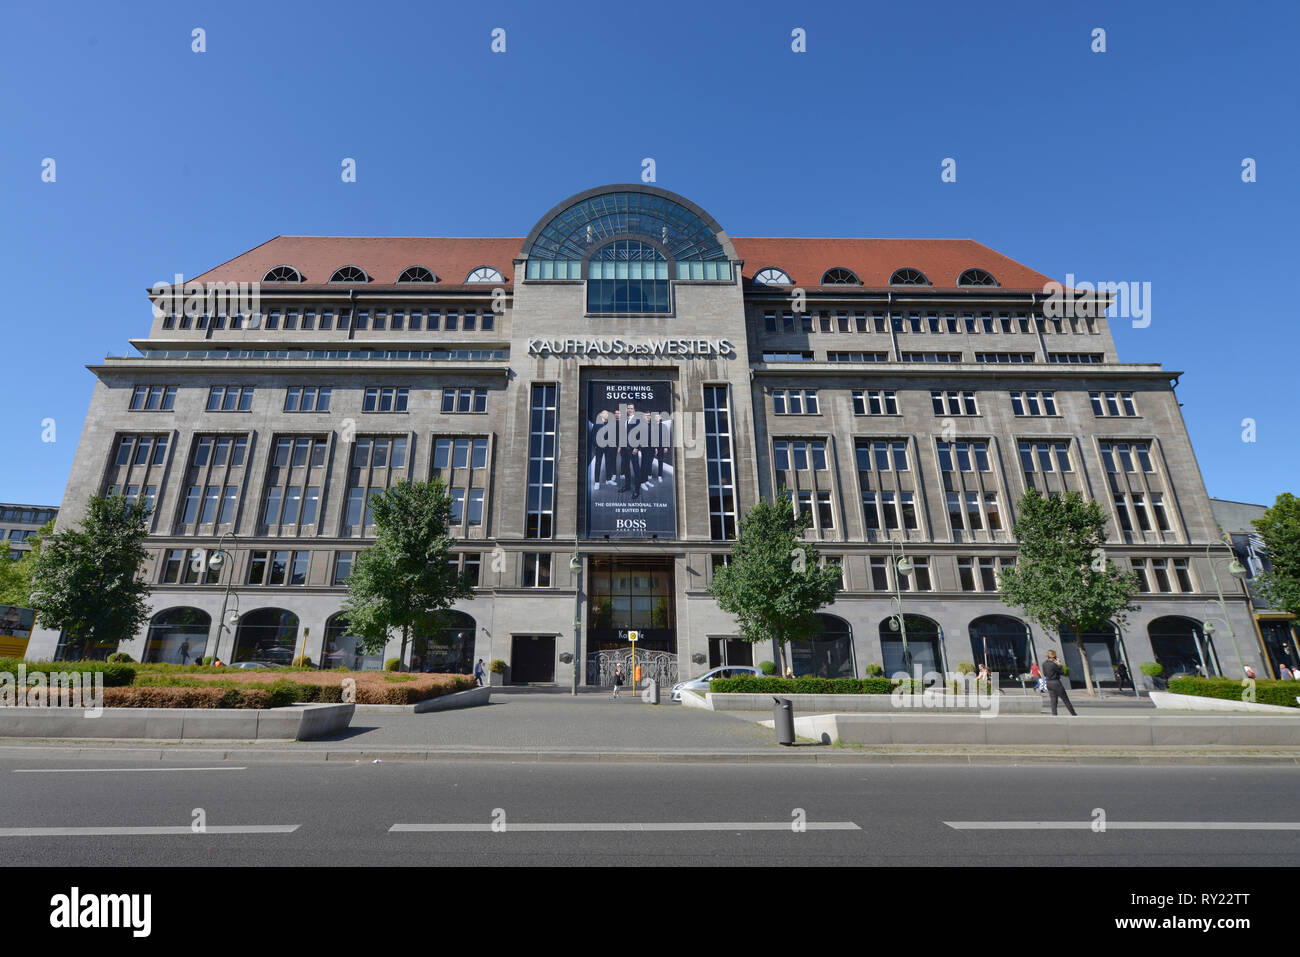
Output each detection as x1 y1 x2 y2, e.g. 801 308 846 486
588 647 678 688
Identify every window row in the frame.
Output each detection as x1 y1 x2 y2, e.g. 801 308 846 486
162 305 499 332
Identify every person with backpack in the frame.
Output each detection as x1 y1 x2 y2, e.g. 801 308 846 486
1042 649 1076 716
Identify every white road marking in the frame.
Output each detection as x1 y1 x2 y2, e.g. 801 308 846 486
945 821 1300 830
390 822 861 832
0 825 298 836
14 767 246 773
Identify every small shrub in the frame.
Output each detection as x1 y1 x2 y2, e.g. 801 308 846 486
384 658 401 672
758 661 777 676
291 655 313 668
708 675 895 695
956 662 975 675
489 659 507 674
1168 676 1298 709
1140 662 1164 677
107 653 135 664
864 662 884 676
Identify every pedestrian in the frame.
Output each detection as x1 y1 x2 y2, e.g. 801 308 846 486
1042 649 1076 716
1279 662 1294 681
784 666 794 680
1030 660 1045 693
1115 661 1130 692
1244 665 1256 680
612 663 624 698
474 658 486 687
976 663 991 686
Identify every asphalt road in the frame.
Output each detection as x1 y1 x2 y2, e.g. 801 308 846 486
1 751 1297 866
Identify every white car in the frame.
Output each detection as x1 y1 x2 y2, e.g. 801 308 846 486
670 666 763 701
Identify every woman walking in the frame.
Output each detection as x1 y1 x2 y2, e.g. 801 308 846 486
1042 649 1077 716
612 663 624 698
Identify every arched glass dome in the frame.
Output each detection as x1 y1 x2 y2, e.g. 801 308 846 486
522 185 735 292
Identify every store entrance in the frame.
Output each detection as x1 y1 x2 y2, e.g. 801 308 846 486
510 635 555 684
585 556 677 684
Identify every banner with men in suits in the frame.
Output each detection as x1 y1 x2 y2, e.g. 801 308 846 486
585 381 676 539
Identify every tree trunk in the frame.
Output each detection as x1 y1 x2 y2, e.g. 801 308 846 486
400 624 410 672
773 637 786 676
1073 633 1097 697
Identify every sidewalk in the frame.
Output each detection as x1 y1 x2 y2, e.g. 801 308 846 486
0 691 1297 764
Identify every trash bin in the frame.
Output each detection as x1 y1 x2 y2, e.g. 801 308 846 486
641 678 660 705
772 697 795 746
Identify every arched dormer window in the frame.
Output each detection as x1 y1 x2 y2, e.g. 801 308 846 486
396 265 437 283
754 267 793 286
586 240 669 313
958 268 998 287
890 267 930 286
329 265 369 283
262 265 302 283
821 267 861 285
465 266 505 284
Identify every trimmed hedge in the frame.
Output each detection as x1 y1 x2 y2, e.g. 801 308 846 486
0 658 135 687
709 676 895 695
101 686 272 709
1167 676 1300 709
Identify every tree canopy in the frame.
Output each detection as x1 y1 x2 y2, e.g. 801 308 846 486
997 488 1140 695
708 493 842 674
341 479 474 669
29 497 152 656
0 519 55 608
1251 492 1300 619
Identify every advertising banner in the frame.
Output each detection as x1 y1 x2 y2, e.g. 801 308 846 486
585 381 676 539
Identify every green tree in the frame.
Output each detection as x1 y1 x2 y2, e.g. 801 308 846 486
0 519 55 607
29 497 152 658
341 479 474 670
1251 492 1300 618
997 488 1140 696
708 493 842 675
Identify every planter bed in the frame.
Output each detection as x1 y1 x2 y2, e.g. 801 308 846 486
0 702 353 741
705 692 1042 714
354 685 492 713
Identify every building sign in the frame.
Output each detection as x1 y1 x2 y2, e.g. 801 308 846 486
585 381 676 540
0 606 35 658
530 337 734 358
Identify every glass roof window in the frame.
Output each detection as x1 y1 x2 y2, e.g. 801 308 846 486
587 240 670 314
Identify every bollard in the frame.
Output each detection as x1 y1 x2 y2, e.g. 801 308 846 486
772 697 795 746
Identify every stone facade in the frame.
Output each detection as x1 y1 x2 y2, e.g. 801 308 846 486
28 184 1261 688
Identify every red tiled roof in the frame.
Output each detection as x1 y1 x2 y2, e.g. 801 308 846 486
189 236 524 289
731 238 1054 291
186 235 1054 292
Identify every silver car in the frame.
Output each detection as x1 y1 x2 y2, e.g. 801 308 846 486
671 665 763 701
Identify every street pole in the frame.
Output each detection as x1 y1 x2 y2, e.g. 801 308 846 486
891 539 914 677
569 550 582 695
1205 537 1249 678
208 532 238 664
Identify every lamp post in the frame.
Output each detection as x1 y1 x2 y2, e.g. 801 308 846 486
1204 535 1249 678
569 550 583 696
890 539 915 676
205 531 240 664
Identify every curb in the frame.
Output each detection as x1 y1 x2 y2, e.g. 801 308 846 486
1 742 1298 766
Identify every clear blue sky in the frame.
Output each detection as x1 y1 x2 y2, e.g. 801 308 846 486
2 0 1296 510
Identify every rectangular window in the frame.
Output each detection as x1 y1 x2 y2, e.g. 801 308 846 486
526 385 558 539
704 385 738 540
333 551 356 585
207 386 254 412
1173 558 1193 592
523 552 552 588
1131 559 1150 592
442 387 488 413
772 389 819 415
870 557 889 591
362 387 410 413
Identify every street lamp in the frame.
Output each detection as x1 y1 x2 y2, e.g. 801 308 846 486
1204 535 1249 678
890 539 915 677
205 531 241 664
569 550 583 696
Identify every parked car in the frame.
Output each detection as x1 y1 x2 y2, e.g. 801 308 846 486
232 660 279 670
670 666 763 701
